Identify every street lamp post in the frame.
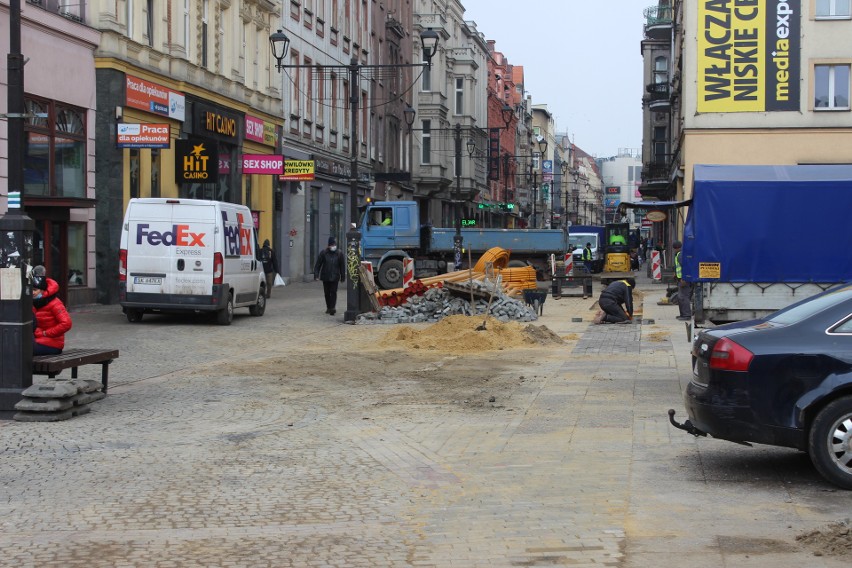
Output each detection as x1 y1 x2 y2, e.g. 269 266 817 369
270 28 439 323
0 0 36 411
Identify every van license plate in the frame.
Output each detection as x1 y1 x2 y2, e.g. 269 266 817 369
134 276 163 285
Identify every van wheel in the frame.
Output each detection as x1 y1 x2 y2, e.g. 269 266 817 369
808 396 852 490
126 310 143 323
216 293 234 326
249 287 266 316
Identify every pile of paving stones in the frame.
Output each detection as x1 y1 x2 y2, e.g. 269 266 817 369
357 284 540 325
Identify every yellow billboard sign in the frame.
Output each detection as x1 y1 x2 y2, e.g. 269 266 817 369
279 160 315 181
697 0 800 113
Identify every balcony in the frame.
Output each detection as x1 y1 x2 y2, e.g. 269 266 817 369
26 0 86 23
638 156 674 200
646 82 671 113
643 4 673 40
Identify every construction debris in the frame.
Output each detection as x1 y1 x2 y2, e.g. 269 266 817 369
357 279 540 325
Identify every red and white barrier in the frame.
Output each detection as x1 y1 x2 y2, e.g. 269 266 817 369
402 257 414 289
651 250 662 280
564 252 574 276
361 260 374 281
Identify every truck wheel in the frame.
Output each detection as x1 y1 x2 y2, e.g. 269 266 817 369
377 259 404 289
507 260 528 268
216 293 234 326
249 286 266 316
126 310 143 323
808 396 852 489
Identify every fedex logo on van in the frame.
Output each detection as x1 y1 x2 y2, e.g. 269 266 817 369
221 211 253 256
136 224 206 246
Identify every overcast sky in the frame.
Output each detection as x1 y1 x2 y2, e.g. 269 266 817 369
460 0 651 158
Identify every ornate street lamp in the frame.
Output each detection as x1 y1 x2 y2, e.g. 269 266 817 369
271 28 440 322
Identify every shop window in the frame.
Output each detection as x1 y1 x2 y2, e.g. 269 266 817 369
24 97 87 198
129 149 140 198
150 149 161 197
68 223 87 286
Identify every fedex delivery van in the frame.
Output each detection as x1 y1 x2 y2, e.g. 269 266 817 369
119 198 266 325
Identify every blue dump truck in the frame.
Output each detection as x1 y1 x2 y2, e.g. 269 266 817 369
684 164 852 325
360 201 567 289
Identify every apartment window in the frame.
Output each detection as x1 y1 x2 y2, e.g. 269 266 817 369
653 126 668 164
23 98 86 198
184 0 191 61
422 66 432 91
422 120 431 164
145 0 154 47
815 64 851 109
127 0 134 40
241 21 247 79
454 78 464 115
201 0 209 68
330 73 338 132
654 56 668 84
253 25 259 88
816 0 851 17
305 59 314 123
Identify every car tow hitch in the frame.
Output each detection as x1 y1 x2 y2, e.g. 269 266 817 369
667 409 707 437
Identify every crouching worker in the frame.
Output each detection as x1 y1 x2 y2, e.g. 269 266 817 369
594 279 634 324
31 265 72 355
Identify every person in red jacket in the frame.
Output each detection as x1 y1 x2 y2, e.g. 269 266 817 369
31 265 72 355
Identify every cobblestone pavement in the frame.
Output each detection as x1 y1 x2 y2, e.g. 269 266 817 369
0 274 850 567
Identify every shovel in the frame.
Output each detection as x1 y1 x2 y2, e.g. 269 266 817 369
476 274 502 331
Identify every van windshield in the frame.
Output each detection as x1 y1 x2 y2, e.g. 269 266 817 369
569 235 598 250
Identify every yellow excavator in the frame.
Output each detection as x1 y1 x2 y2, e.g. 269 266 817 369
601 223 635 287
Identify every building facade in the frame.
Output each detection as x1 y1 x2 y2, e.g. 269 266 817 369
1 0 100 306
92 0 283 303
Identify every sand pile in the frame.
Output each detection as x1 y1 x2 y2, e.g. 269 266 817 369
380 314 563 354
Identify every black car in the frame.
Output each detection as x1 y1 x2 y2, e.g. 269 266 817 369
670 283 852 489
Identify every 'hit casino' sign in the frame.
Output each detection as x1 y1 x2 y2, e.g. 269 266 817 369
175 139 219 184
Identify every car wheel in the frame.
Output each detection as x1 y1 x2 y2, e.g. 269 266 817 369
216 293 234 326
249 286 266 316
808 395 852 490
126 310 143 323
377 259 404 289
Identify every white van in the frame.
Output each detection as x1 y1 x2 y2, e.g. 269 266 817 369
118 198 266 325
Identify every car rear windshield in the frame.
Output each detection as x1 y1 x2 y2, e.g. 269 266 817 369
767 284 852 325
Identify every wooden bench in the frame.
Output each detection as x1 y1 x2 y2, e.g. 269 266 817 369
32 348 119 393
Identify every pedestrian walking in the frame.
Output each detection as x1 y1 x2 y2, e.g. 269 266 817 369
593 279 634 324
313 236 346 315
259 239 279 298
673 240 693 320
31 265 73 355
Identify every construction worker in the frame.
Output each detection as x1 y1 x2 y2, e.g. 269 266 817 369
582 242 594 274
594 279 634 324
673 240 692 321
609 233 626 246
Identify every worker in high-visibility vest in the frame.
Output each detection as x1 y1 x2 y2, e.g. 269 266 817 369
582 242 594 274
674 240 692 321
594 279 634 324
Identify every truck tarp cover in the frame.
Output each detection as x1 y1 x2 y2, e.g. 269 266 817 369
684 164 852 283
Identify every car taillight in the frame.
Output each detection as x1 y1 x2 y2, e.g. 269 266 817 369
709 337 754 371
213 252 223 284
119 249 127 281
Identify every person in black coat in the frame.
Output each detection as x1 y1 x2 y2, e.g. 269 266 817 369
313 237 346 315
594 279 634 324
259 239 280 298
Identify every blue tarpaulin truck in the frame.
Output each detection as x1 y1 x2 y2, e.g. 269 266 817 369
683 164 852 325
360 201 568 289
